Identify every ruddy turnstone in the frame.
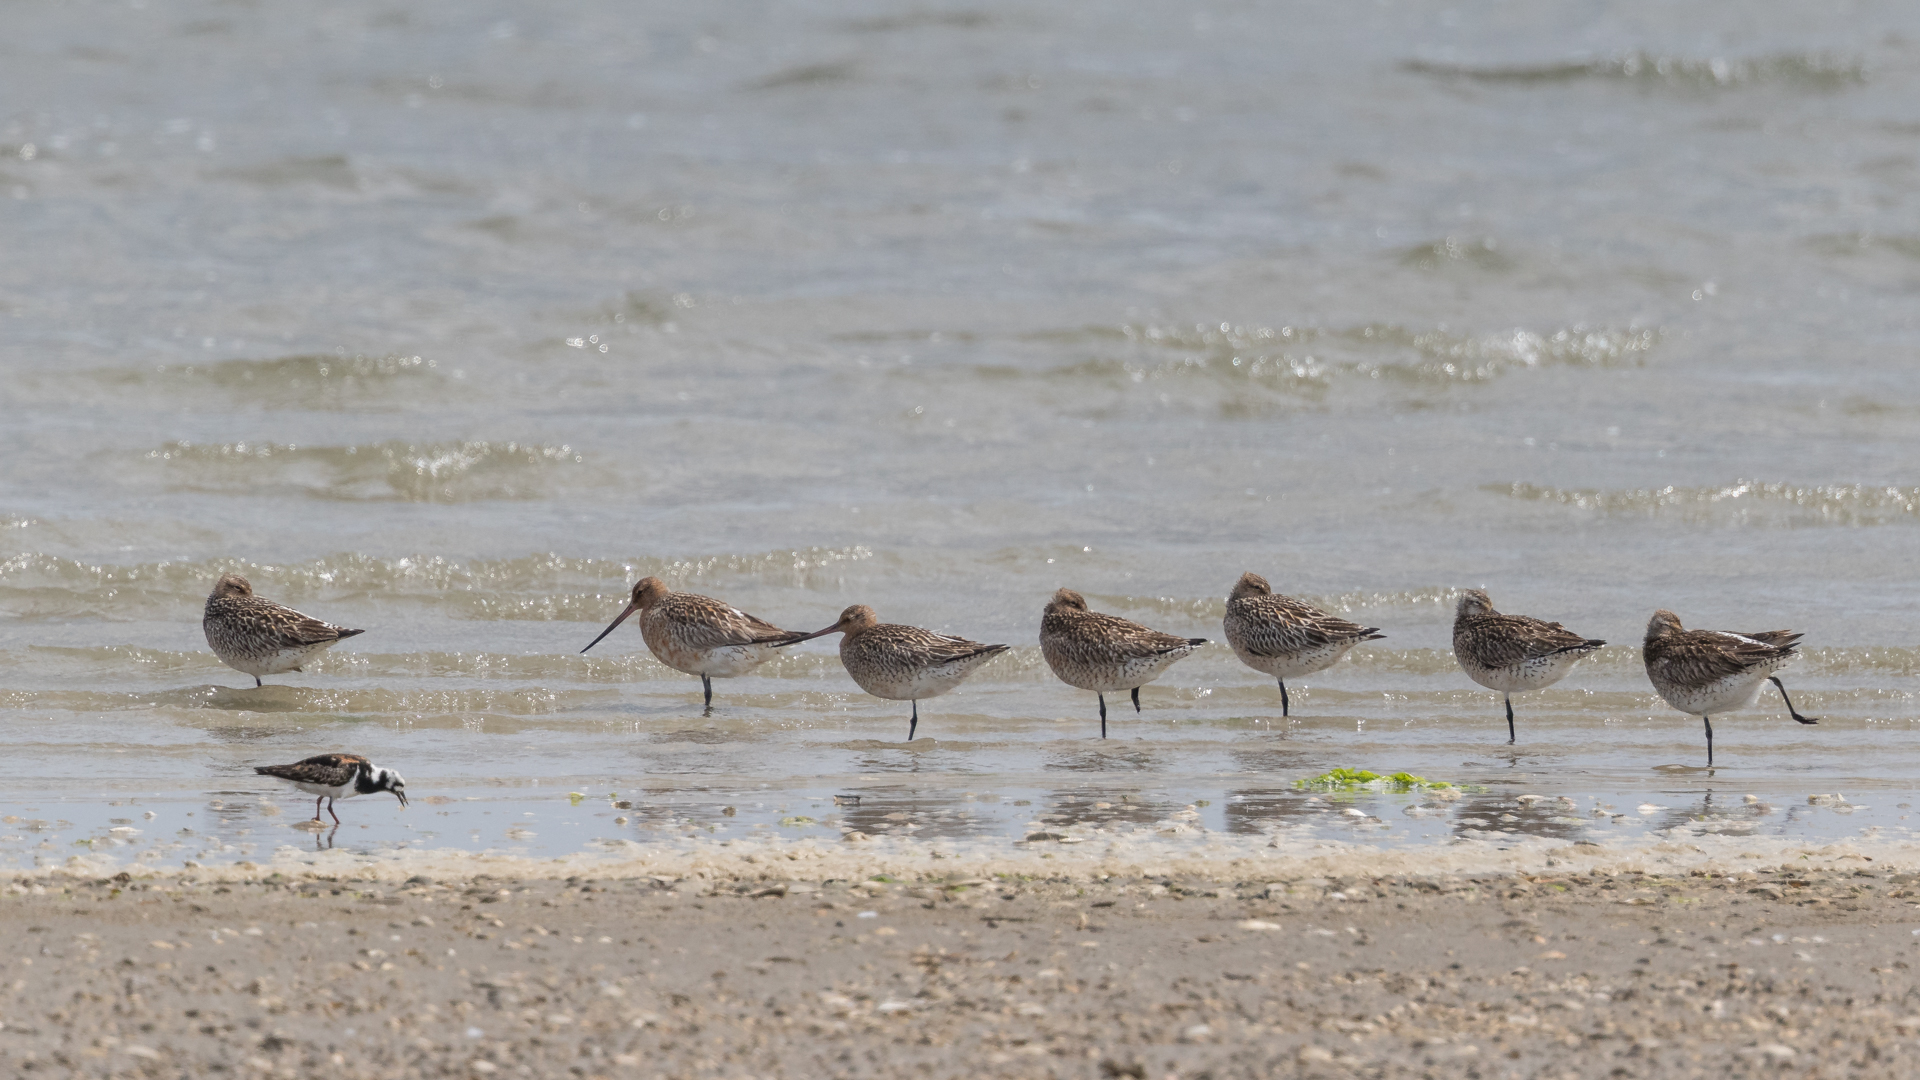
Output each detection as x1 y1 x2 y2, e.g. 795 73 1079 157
1452 588 1604 744
1642 609 1818 767
783 604 1008 740
1223 571 1384 717
581 576 807 714
254 753 407 824
1039 588 1207 738
202 573 365 687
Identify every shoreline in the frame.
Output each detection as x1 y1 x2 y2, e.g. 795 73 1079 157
4 858 1917 1078
13 829 1920 888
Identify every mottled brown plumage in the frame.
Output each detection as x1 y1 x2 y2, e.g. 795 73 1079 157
1039 588 1207 738
202 573 365 687
1643 609 1817 766
1223 571 1383 716
1451 588 1604 744
581 576 806 713
786 604 1008 740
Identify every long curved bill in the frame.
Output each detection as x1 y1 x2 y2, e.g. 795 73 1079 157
582 602 639 653
395 790 409 809
778 622 843 647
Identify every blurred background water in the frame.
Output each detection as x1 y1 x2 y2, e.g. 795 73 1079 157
3 0 1918 869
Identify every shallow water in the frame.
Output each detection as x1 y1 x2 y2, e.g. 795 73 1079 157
3 0 1919 870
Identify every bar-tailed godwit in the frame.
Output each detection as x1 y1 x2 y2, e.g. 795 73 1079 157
1223 571 1383 716
1039 588 1207 738
582 576 806 714
784 604 1008 740
1642 609 1818 766
203 573 365 688
1452 588 1604 743
254 753 407 824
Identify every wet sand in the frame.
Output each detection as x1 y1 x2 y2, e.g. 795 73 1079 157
5 859 1919 1078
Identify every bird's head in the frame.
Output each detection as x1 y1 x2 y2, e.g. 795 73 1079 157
1645 609 1685 643
791 604 881 644
1045 588 1088 616
1229 572 1271 602
1455 589 1495 619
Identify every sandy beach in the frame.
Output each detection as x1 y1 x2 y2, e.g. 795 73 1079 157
6 852 1919 1079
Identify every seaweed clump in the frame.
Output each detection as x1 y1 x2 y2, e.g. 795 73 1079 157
1295 768 1451 791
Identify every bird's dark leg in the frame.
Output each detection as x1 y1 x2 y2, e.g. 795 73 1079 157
907 700 918 742
1098 694 1108 739
1505 694 1515 744
1131 687 1141 713
1278 679 1290 718
1704 715 1713 767
312 796 324 822
326 798 341 825
702 674 713 716
255 676 263 688
1771 677 1819 724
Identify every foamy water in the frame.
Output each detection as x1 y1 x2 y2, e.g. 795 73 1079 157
4 0 1919 872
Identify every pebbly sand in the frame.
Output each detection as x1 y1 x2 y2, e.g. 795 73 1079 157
5 841 1920 1079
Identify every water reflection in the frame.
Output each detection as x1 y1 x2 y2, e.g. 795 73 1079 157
1450 794 1589 842
1036 789 1173 831
1045 748 1163 772
650 728 736 745
1221 789 1328 835
826 788 999 840
1228 748 1314 774
1645 791 1782 836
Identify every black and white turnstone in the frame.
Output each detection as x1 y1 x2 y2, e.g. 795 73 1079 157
254 753 408 823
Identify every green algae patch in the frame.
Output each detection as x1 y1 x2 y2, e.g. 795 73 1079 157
1295 768 1453 791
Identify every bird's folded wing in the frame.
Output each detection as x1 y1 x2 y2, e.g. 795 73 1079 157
1649 635 1760 683
276 611 351 646
256 753 364 786
1467 614 1598 665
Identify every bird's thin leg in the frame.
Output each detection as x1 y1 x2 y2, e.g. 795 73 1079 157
1278 679 1290 718
1505 695 1515 744
255 676 263 688
1098 693 1108 740
907 701 918 742
1704 715 1713 767
1771 677 1819 724
312 796 324 823
1131 687 1141 713
327 798 341 825
702 674 713 716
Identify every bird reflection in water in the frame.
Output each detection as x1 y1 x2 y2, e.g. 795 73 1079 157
1643 791 1780 836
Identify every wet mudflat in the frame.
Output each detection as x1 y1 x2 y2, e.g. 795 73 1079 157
5 865 1919 1078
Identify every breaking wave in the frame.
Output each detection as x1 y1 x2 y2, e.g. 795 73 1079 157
1494 481 1920 526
